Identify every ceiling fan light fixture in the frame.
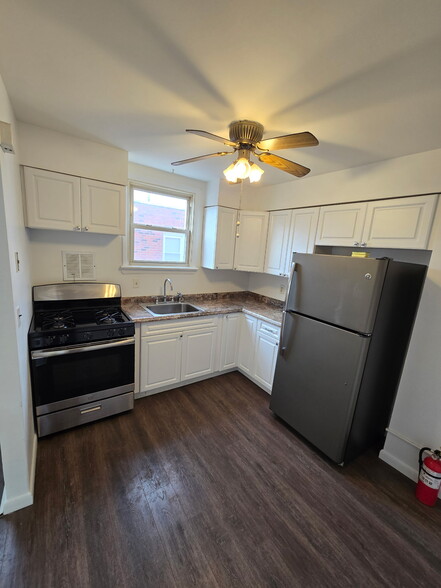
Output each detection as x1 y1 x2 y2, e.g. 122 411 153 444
223 163 238 183
233 157 251 180
248 162 264 183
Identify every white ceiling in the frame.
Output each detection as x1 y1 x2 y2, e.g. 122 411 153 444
1 0 441 186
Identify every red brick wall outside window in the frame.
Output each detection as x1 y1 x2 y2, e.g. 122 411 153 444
134 203 186 262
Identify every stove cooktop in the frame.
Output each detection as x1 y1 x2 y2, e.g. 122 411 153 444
29 283 134 350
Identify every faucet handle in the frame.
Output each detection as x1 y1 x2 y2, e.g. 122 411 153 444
177 292 184 302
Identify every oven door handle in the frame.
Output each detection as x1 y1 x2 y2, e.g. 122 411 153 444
31 337 135 359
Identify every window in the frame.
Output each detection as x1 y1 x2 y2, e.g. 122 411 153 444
130 184 193 266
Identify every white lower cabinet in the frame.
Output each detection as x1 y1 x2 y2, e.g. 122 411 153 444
237 314 280 393
181 328 218 381
219 313 241 371
138 313 281 398
237 314 258 375
139 317 219 396
253 322 280 392
141 332 182 392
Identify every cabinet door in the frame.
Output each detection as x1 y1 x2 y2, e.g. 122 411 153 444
23 167 81 231
264 210 292 276
253 332 279 393
219 313 241 371
315 203 367 246
80 178 126 235
234 211 269 272
140 332 181 393
202 206 237 269
237 314 257 375
181 328 217 381
362 195 438 249
284 207 319 274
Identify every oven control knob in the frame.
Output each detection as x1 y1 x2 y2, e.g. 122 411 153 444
59 334 69 345
83 332 92 341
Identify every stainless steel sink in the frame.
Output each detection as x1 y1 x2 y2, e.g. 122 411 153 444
142 302 203 316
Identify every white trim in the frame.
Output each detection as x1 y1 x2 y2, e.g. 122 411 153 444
128 181 194 268
385 427 420 449
380 427 420 482
120 265 198 272
379 448 419 482
2 489 33 515
1 433 37 515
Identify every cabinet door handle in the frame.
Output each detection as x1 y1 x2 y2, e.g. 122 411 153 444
354 241 360 246
360 241 367 247
74 226 81 231
83 226 89 231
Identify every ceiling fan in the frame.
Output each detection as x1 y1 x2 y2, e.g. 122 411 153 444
171 120 319 182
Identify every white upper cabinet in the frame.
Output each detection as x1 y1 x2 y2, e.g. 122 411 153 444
234 210 269 272
23 167 126 235
264 210 292 276
284 207 319 274
80 178 126 235
362 195 438 249
315 202 368 246
23 167 82 231
316 195 437 249
202 206 238 269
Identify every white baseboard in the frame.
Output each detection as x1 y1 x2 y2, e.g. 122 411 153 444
29 432 38 495
1 433 37 515
379 448 419 482
2 490 34 515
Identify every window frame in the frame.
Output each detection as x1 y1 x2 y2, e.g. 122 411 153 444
129 182 194 268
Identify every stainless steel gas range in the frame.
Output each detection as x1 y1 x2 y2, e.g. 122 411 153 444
28 283 135 437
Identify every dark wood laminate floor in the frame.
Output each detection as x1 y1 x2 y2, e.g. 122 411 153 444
1 372 440 588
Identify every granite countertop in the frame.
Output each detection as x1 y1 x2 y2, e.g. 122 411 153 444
122 292 283 326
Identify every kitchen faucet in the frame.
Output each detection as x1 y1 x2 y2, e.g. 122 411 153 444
163 278 173 302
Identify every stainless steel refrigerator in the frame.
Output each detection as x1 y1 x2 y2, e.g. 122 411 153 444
270 253 427 464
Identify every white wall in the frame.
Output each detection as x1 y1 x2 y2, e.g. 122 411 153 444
245 149 441 488
18 122 128 185
0 77 36 514
242 148 441 211
27 158 249 297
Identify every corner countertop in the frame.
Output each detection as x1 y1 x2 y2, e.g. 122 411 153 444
122 292 283 326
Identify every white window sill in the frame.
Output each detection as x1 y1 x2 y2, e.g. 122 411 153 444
120 265 199 273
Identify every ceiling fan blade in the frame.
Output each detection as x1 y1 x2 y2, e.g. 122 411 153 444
186 129 237 147
258 152 311 177
171 152 232 166
257 131 319 151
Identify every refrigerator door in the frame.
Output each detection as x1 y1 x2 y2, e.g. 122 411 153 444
270 312 370 463
286 253 388 334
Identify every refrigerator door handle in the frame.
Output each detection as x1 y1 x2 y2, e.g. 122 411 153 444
279 311 288 356
285 261 297 308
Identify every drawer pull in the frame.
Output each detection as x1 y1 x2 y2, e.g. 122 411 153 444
80 405 102 415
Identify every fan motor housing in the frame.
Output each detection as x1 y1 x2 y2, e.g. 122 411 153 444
229 120 264 145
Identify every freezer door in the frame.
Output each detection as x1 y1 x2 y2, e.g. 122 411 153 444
286 253 388 333
270 312 370 463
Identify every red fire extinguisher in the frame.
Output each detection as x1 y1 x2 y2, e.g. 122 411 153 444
415 447 441 506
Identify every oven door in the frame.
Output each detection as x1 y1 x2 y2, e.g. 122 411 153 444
31 337 135 415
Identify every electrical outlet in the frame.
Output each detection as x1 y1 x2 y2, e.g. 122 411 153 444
14 251 20 272
133 279 140 288
280 284 286 294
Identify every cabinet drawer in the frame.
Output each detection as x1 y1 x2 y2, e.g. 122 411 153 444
140 315 218 337
257 320 280 340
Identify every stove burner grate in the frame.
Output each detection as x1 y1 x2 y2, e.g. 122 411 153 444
41 311 75 330
96 309 124 325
